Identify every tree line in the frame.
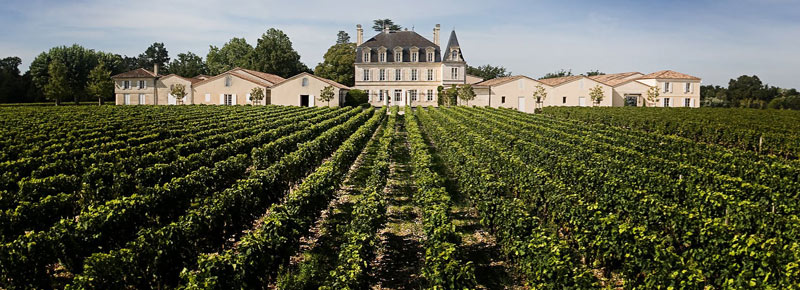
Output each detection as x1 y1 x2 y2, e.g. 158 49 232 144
701 75 800 109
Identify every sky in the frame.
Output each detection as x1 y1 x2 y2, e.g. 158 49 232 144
1 0 798 88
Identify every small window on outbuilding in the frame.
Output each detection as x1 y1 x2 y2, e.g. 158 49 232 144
225 76 232 87
302 77 309 87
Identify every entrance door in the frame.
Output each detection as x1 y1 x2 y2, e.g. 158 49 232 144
518 96 525 113
579 97 586 107
300 95 309 107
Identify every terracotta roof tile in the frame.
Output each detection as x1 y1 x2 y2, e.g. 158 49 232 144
474 75 529 87
238 69 286 85
640 70 700 80
537 75 583 87
589 72 644 86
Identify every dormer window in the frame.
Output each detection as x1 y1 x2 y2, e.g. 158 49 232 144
411 52 417 62
427 52 434 62
451 50 458 60
410 47 419 63
379 52 386 62
362 49 370 63
394 49 403 62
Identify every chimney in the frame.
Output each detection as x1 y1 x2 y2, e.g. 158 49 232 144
433 24 441 45
356 24 363 46
153 63 159 76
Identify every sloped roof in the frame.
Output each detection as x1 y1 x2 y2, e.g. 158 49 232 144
112 68 160 78
475 75 540 87
640 70 700 80
589 72 644 86
193 67 285 88
537 75 584 87
160 74 203 84
446 30 460 47
272 72 350 90
357 31 441 63
442 30 464 62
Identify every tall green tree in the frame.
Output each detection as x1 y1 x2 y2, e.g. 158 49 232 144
206 37 254 75
87 62 114 105
466 64 511 80
168 52 207 78
540 69 572 79
137 42 170 73
0 57 24 103
314 42 355 87
336 31 350 44
372 19 401 32
251 28 310 78
44 61 69 105
30 44 100 103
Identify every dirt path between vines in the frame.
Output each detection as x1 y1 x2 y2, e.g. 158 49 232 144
370 114 424 290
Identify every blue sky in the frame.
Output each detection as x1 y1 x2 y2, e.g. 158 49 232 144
1 0 798 88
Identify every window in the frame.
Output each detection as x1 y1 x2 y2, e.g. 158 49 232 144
664 97 671 107
451 50 457 59
380 52 386 62
663 82 670 93
394 89 402 102
379 69 386 81
364 90 370 102
224 94 233 106
562 96 567 104
302 78 308 87
378 90 384 101
395 69 402 81
395 51 402 62
124 94 130 105
225 76 232 87
138 80 145 89
138 94 145 105
363 51 370 62
451 67 458 79
123 80 130 89
205 94 211 102
684 98 691 107
427 52 434 62
427 89 434 101
411 52 418 62
427 69 434 81
409 90 417 102
411 69 418 81
502 96 506 104
363 69 370 81
685 83 691 93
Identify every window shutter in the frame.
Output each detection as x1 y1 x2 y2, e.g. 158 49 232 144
246 93 251 104
220 94 225 105
310 95 315 107
232 94 237 105
690 98 695 107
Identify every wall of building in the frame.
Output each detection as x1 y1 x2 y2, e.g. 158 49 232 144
473 78 545 113
114 78 156 105
360 86 439 107
612 81 652 107
193 74 268 105
156 76 194 105
270 75 345 107
545 77 614 107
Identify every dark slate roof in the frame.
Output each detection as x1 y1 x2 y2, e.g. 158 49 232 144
442 30 465 62
356 31 441 63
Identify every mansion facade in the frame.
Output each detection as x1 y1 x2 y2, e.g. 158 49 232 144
354 24 701 111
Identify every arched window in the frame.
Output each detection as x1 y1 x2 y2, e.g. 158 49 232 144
302 77 308 87
225 76 232 87
451 50 457 60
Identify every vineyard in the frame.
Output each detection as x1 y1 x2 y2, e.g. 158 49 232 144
0 105 799 289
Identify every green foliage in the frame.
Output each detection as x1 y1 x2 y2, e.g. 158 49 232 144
314 43 356 87
767 95 800 110
206 37 254 75
86 62 114 104
252 28 310 78
466 64 511 80
585 70 604 76
170 84 187 105
458 84 476 106
372 19 402 32
137 42 170 73
439 85 458 107
588 85 605 106
249 87 265 105
30 44 102 103
344 89 368 106
336 31 350 44
540 69 572 79
44 61 69 105
645 86 659 107
319 85 335 106
168 52 207 78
